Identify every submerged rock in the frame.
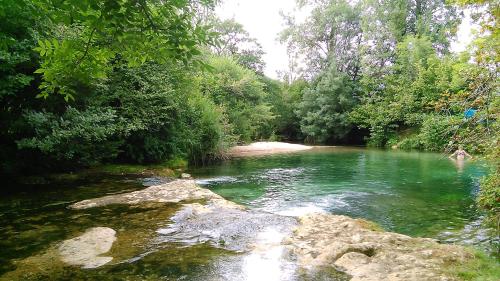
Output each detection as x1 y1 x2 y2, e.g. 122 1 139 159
63 179 475 280
58 227 116 268
156 202 296 252
285 214 473 281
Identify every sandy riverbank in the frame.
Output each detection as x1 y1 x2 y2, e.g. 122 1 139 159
228 141 313 157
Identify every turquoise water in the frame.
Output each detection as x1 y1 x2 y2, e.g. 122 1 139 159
191 147 493 242
0 147 497 280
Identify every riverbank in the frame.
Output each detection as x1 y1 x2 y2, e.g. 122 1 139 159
11 142 310 185
11 142 309 185
228 141 313 157
3 179 497 281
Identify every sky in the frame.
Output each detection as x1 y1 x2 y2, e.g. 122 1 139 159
216 1 477 80
216 0 299 79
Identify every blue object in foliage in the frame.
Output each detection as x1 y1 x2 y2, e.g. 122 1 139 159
464 108 477 119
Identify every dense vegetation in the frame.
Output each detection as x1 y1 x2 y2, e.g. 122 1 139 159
0 0 497 229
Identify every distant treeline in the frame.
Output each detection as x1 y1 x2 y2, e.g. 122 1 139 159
1 0 497 173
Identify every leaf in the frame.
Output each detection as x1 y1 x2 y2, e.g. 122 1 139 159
52 39 60 49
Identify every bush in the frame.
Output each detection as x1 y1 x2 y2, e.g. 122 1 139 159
418 114 458 152
297 63 358 143
200 56 274 143
478 172 500 233
397 135 422 150
16 62 233 169
17 106 123 167
184 93 234 164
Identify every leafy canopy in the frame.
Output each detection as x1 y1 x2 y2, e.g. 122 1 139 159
31 0 218 100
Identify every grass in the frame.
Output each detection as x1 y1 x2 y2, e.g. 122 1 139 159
446 249 500 281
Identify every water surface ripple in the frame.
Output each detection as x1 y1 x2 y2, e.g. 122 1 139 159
192 147 497 250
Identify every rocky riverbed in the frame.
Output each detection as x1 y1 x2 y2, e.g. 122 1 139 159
2 179 475 280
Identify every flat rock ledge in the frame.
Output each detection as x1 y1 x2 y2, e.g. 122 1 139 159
69 179 242 210
284 214 472 281
58 227 116 268
228 141 312 157
67 179 473 280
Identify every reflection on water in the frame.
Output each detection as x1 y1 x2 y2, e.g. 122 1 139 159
242 228 295 281
190 147 497 252
0 147 497 280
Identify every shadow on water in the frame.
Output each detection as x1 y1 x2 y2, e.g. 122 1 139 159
0 147 497 280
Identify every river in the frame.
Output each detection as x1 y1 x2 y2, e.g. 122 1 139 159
0 147 497 280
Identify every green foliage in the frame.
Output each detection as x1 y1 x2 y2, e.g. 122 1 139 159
94 62 232 164
184 92 234 164
418 115 455 151
296 64 358 143
392 114 461 151
446 249 500 281
478 172 500 231
17 106 123 166
0 0 51 173
452 0 500 237
261 77 306 141
211 18 266 74
93 63 190 163
280 0 362 78
32 0 217 100
200 56 274 142
351 36 469 147
16 62 233 168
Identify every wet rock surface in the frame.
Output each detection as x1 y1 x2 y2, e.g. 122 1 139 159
58 227 116 268
69 179 239 210
156 203 297 252
58 180 474 280
285 214 473 281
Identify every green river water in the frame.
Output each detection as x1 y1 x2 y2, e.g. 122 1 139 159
0 147 497 280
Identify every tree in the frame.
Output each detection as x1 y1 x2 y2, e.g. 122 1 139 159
17 62 233 167
296 63 358 143
0 0 52 174
32 0 218 100
280 0 362 79
211 18 265 74
451 0 499 232
200 56 274 142
262 77 308 140
359 0 459 97
350 36 469 147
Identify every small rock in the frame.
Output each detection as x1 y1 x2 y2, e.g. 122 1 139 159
181 173 192 179
58 227 116 268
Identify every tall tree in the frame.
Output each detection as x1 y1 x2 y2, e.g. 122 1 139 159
200 56 274 142
296 63 358 143
210 18 266 74
359 0 459 96
280 0 363 80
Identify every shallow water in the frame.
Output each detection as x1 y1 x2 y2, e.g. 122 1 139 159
191 147 496 248
0 147 497 280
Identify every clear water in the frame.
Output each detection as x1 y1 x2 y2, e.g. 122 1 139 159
191 147 495 244
0 147 496 280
